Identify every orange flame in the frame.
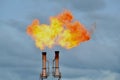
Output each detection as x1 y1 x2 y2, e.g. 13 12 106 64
26 10 90 50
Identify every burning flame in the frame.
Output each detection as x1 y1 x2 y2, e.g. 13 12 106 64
26 10 90 50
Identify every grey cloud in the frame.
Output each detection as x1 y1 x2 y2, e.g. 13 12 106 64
60 41 120 73
52 0 106 12
0 69 21 80
26 0 105 22
0 23 41 63
0 20 27 33
0 23 41 80
84 12 120 29
26 12 49 24
61 67 101 78
112 0 120 6
71 0 106 12
61 66 120 79
83 12 120 47
0 68 40 80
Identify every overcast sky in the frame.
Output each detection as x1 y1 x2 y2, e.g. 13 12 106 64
0 0 120 80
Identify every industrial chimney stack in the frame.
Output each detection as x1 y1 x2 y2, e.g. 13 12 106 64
52 51 61 79
40 52 49 79
40 51 61 80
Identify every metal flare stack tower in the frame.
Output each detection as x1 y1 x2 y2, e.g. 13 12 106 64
40 51 61 80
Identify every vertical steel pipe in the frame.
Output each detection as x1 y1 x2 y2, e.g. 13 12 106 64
41 52 47 78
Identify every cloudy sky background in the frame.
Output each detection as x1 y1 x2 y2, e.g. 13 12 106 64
0 0 120 80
